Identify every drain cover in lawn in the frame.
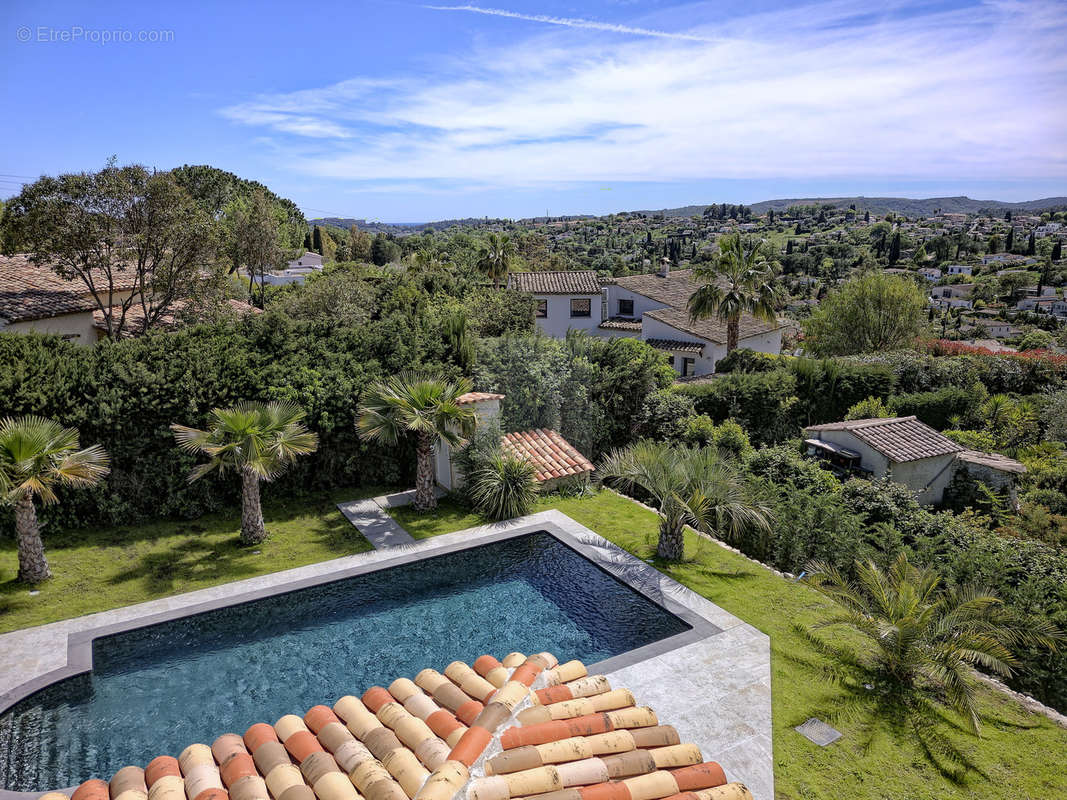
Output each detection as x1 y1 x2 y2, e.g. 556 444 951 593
795 717 843 746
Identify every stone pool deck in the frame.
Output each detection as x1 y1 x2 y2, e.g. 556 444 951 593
0 510 773 800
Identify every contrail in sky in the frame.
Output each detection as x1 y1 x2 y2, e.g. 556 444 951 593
424 5 718 43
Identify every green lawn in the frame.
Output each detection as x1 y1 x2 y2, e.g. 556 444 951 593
0 487 376 633
391 490 1067 800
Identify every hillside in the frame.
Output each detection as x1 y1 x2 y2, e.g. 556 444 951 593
640 196 1067 218
313 196 1066 230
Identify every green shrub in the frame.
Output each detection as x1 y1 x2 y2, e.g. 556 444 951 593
673 370 799 444
713 348 779 373
712 419 751 459
466 453 539 521
845 396 891 420
888 385 982 429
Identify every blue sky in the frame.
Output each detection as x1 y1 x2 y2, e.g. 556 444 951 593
2 0 1065 221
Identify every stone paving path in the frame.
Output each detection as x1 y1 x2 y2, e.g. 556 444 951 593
335 487 446 549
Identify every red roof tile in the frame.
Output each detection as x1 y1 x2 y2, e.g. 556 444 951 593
501 428 594 482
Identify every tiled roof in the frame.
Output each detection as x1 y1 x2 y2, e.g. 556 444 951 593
457 392 506 405
804 416 964 463
643 307 781 346
501 429 594 482
0 254 137 324
612 270 701 308
957 449 1027 475
53 653 753 800
598 317 643 331
91 300 262 338
508 271 602 295
645 338 704 354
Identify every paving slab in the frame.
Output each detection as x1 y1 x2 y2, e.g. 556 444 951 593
335 498 416 547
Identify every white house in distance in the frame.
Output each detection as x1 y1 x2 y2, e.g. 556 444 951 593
507 271 604 337
929 283 974 310
803 416 1024 505
261 251 325 286
946 264 973 276
434 392 594 492
508 265 784 377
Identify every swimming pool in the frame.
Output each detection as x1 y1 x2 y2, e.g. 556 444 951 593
0 532 690 792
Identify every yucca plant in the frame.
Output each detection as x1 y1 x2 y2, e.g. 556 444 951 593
0 416 110 583
802 554 1060 773
357 373 476 511
171 402 318 544
597 441 771 560
467 452 539 521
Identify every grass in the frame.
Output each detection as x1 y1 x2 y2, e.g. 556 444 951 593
4 486 1065 799
390 490 1067 800
0 487 377 633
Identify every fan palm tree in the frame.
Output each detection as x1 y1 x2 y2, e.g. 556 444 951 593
804 554 1060 740
0 416 109 583
476 233 515 289
688 233 781 353
597 441 771 560
357 373 477 511
171 402 318 544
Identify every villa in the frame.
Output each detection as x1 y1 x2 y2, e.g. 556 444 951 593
803 416 1025 505
508 266 784 378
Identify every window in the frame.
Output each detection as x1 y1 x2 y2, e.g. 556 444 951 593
618 298 634 316
681 357 695 377
570 298 591 318
535 299 548 318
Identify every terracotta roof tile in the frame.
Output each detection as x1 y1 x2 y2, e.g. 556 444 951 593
643 307 781 346
0 254 137 324
456 392 506 405
53 653 751 800
645 338 705 354
500 428 593 482
508 271 602 295
598 317 643 331
804 416 964 463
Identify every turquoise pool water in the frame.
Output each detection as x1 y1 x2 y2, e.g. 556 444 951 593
0 533 688 792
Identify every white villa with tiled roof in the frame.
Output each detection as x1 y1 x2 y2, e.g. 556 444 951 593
804 416 1025 505
508 265 784 378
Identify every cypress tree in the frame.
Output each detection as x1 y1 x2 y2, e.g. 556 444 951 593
1006 227 1014 252
1053 239 1062 260
888 232 901 265
303 231 312 251
786 239 794 255
1027 231 1036 256
864 210 870 224
312 225 323 255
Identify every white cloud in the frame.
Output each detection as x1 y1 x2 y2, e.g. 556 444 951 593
219 1 1067 186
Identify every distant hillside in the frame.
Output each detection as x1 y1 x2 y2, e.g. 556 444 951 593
310 216 512 231
640 196 1067 218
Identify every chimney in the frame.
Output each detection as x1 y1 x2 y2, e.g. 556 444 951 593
658 257 671 278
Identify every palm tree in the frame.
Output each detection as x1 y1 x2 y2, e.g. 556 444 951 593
476 233 515 289
688 233 781 353
597 441 771 560
171 402 318 544
0 416 109 583
804 554 1060 742
357 373 476 511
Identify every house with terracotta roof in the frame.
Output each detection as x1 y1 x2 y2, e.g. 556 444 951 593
804 416 1025 505
0 254 138 344
507 265 783 378
507 271 604 338
606 266 783 378
434 393 593 492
